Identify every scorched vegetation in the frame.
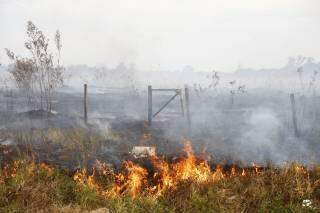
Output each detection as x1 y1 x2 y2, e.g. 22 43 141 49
0 129 319 212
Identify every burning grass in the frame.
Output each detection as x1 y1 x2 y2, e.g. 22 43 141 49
0 139 320 212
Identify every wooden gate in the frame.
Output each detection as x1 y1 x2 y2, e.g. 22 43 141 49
147 85 191 128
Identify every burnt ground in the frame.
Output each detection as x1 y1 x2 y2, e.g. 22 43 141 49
0 90 320 171
0 109 187 170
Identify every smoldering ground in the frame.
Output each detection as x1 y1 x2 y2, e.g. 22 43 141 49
154 89 320 166
0 72 319 169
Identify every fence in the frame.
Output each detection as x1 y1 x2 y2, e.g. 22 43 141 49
0 85 319 138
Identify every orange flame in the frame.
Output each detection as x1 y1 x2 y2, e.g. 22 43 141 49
71 140 268 198
124 161 148 197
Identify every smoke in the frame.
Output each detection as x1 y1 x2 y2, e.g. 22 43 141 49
1 56 320 168
235 108 285 164
153 91 318 166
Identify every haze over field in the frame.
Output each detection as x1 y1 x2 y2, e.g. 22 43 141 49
1 0 320 72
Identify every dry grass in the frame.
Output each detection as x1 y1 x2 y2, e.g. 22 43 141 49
0 128 320 212
0 158 319 212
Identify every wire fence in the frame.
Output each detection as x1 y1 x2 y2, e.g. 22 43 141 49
0 85 319 135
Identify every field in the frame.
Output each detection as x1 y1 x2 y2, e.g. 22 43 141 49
0 88 320 212
0 128 320 212
2 3 320 212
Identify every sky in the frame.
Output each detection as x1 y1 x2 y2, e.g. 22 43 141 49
0 0 320 72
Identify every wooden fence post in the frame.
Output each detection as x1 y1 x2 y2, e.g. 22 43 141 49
148 85 152 125
179 90 185 116
84 84 88 124
6 89 9 112
290 93 299 137
184 86 191 131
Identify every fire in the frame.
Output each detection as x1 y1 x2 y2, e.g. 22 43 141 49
241 169 246 176
121 161 148 197
172 140 211 182
71 140 260 198
150 140 214 195
212 165 224 181
151 156 174 192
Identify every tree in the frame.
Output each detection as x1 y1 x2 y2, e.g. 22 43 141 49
5 49 37 105
5 21 63 111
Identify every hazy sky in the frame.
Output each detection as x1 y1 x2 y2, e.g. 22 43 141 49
1 0 320 72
